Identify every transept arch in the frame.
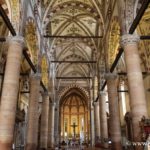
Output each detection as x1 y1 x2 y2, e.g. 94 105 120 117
59 84 89 103
59 85 90 140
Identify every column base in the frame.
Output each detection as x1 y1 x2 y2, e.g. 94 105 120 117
102 143 109 149
133 145 143 150
48 145 54 149
25 143 37 150
0 142 12 150
111 142 122 150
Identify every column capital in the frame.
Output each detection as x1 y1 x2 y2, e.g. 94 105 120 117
121 34 140 47
104 73 118 80
7 36 25 47
30 73 41 80
100 91 107 96
50 102 56 107
48 92 53 97
41 91 49 97
93 101 99 106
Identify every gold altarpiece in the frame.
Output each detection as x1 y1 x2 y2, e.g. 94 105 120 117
60 95 89 141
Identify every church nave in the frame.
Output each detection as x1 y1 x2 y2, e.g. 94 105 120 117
0 0 150 150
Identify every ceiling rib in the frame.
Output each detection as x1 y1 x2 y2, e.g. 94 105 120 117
44 35 103 38
1 35 149 42
56 77 92 79
51 61 96 63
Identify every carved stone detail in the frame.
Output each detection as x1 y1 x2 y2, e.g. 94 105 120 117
7 36 25 47
100 91 106 96
30 73 41 80
121 34 140 47
104 73 118 80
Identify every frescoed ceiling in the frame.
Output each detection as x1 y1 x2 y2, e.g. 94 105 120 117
137 4 150 72
43 0 103 90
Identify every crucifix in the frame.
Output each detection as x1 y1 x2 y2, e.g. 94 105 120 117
71 122 78 138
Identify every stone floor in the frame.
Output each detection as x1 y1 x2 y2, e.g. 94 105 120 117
49 146 109 150
66 147 105 150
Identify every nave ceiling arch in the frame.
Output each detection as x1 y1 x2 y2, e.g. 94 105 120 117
42 0 104 94
59 85 90 140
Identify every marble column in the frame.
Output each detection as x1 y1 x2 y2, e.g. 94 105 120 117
0 36 24 150
121 34 148 149
94 101 100 141
40 92 49 149
105 73 122 150
54 102 60 146
90 101 95 146
62 108 64 139
69 108 71 137
48 103 52 148
25 74 41 150
48 102 55 148
51 104 55 147
78 108 80 136
99 92 108 148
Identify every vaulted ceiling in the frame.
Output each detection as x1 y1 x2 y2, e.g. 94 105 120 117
138 4 150 72
42 0 103 91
